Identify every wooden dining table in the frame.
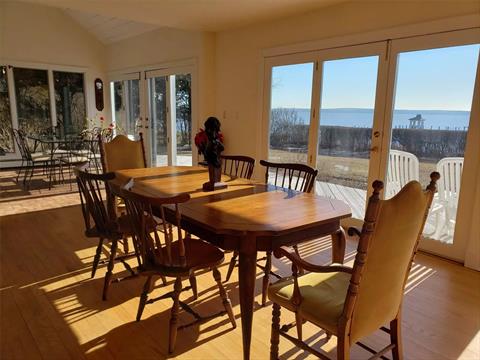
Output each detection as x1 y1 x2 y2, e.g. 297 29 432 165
111 166 351 360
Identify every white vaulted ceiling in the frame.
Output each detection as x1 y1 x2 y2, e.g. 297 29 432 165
63 9 158 44
8 0 347 32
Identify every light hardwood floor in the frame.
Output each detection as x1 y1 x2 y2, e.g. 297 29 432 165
0 191 479 359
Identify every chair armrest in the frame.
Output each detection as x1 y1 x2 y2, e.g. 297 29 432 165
273 246 353 274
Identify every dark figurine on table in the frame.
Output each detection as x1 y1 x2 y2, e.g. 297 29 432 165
195 117 227 191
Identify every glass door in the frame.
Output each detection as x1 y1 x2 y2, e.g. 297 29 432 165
315 51 384 222
110 74 141 139
145 68 193 166
267 62 315 164
382 30 480 261
148 75 168 166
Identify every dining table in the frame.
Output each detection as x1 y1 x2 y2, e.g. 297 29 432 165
110 166 352 360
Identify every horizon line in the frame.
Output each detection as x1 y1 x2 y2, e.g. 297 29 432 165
271 107 471 112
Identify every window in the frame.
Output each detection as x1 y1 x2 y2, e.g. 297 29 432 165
53 71 86 136
0 66 14 153
13 68 51 134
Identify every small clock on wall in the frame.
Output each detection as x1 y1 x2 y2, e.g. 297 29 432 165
94 78 104 111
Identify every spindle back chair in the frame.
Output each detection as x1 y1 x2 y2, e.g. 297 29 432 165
221 155 255 179
260 160 318 193
117 180 236 353
75 166 137 300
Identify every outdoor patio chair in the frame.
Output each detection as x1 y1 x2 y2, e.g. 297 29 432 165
386 149 419 198
430 157 463 239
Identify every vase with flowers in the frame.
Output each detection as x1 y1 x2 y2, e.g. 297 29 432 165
195 117 227 191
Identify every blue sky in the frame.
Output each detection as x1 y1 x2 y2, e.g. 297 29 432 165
271 44 479 111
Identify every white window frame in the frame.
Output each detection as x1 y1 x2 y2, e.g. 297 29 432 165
0 60 90 166
108 59 198 167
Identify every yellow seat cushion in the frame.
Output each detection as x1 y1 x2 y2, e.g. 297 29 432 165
268 271 351 334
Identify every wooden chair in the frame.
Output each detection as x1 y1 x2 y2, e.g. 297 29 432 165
99 133 147 252
268 172 440 360
219 155 256 282
225 160 318 306
75 166 138 300
386 150 419 198
221 154 256 179
100 133 147 173
117 180 236 354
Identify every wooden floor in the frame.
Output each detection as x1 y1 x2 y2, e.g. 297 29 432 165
1 188 479 359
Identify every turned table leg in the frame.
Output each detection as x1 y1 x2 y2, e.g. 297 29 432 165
238 235 257 360
331 226 346 264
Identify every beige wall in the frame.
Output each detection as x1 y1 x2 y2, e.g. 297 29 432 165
107 28 216 124
215 1 480 157
0 1 109 120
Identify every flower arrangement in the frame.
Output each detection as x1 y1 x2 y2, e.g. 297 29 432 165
194 128 208 155
195 128 224 157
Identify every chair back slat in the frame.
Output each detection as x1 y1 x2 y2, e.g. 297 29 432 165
221 155 255 179
117 181 190 269
341 172 439 344
436 157 463 208
259 160 318 193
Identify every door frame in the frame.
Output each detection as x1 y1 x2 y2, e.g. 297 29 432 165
108 60 198 168
262 41 389 221
144 64 196 167
261 27 480 262
380 28 480 261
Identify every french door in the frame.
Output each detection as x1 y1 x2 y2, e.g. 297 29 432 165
145 68 193 167
382 30 480 261
110 72 141 139
265 42 388 226
264 28 480 261
110 65 195 167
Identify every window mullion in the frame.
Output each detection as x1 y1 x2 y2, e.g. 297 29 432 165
48 69 57 128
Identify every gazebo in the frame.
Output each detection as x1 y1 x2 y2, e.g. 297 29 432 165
409 113 426 129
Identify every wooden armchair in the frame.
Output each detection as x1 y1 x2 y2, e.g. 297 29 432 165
117 180 236 353
75 167 138 300
268 172 440 360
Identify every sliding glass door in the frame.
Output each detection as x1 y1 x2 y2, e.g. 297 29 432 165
146 69 193 167
265 43 386 224
110 74 141 139
316 54 382 221
110 65 195 167
264 28 480 260
268 62 314 164
382 30 480 260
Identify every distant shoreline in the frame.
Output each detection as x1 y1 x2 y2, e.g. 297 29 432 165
272 107 470 130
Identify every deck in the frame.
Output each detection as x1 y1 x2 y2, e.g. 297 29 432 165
315 180 453 244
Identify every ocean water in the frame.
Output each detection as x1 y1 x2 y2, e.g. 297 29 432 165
286 108 470 130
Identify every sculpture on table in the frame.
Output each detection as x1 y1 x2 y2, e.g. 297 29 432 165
195 117 227 191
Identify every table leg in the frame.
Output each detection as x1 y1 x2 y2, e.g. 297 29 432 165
331 227 346 264
238 235 257 360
